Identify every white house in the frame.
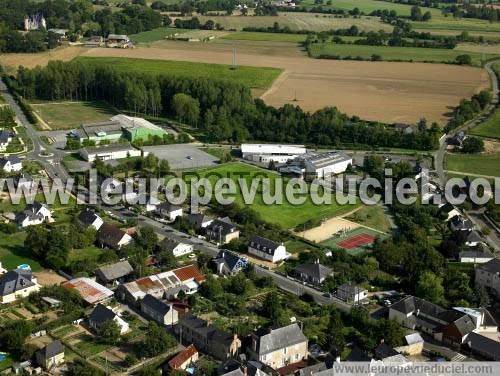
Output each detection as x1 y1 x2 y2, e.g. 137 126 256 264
248 235 290 263
140 294 179 326
96 223 133 249
241 144 306 164
336 283 368 304
78 209 104 230
0 268 40 304
88 304 129 334
156 202 183 221
439 203 461 221
80 143 144 162
159 238 193 257
0 155 23 173
0 130 12 152
16 201 53 228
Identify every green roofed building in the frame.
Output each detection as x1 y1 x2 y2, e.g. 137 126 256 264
111 114 166 143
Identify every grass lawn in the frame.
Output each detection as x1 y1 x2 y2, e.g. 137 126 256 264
0 353 14 372
0 232 44 271
470 108 500 140
346 204 390 233
51 324 80 339
200 147 232 161
186 162 359 229
75 57 281 90
129 27 184 43
446 151 500 177
222 31 308 43
300 0 439 17
308 43 496 65
31 100 117 130
68 246 103 262
73 334 111 357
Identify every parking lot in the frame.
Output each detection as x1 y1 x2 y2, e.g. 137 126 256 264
143 144 220 170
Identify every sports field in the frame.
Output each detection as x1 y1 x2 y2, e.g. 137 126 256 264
188 162 360 229
320 227 383 255
308 43 498 66
31 100 117 130
81 45 489 124
470 108 500 139
129 27 184 43
75 56 281 89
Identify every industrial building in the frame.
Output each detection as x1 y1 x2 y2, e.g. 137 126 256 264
280 151 352 179
79 143 144 162
241 144 306 164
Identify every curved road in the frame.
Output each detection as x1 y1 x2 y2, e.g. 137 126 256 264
435 59 500 186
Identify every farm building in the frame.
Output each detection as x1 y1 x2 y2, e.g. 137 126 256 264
79 143 143 162
241 143 306 164
62 277 114 305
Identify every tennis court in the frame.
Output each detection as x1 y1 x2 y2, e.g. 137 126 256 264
320 227 384 255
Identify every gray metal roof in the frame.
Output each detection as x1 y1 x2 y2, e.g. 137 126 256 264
96 260 133 282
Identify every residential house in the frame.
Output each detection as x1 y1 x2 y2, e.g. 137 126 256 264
16 201 53 228
35 341 64 370
78 209 104 230
335 283 368 304
0 268 40 304
464 332 500 361
463 230 484 247
248 236 290 263
475 258 500 299
187 212 213 229
116 264 205 304
449 132 466 147
62 277 114 305
0 129 12 152
159 238 193 257
140 294 178 326
168 345 199 371
449 215 474 232
176 315 241 360
213 250 248 275
248 323 308 370
206 218 240 244
88 304 129 334
458 244 494 263
96 223 132 249
0 155 22 173
95 260 133 285
395 333 424 356
156 202 183 221
373 343 410 365
293 261 333 285
439 203 461 221
13 173 36 191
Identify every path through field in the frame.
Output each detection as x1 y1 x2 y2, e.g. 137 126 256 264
82 42 489 124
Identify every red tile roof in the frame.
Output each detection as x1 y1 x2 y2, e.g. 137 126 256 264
173 265 205 284
168 344 198 369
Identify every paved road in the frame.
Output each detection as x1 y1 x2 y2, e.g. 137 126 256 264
0 79 70 180
466 209 500 251
435 59 500 187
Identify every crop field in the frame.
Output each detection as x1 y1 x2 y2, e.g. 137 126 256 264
75 56 281 89
300 0 440 17
31 100 117 130
81 44 489 124
188 162 359 229
411 16 500 33
0 46 85 73
183 13 392 32
222 31 309 43
446 150 500 177
129 27 184 43
470 108 500 139
308 43 498 65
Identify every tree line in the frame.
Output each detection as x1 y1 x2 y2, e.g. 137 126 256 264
14 60 440 150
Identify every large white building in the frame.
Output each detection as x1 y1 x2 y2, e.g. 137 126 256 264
241 144 306 164
248 235 290 263
80 143 145 162
303 152 352 179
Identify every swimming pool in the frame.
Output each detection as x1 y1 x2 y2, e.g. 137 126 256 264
17 264 31 270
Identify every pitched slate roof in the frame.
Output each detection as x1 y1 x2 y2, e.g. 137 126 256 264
78 209 101 226
294 262 332 281
214 250 246 273
180 315 235 346
450 215 473 231
478 258 500 274
450 315 476 337
97 223 127 247
159 238 182 252
36 340 64 359
89 304 116 326
390 296 446 318
466 230 483 244
254 323 307 356
0 269 36 296
96 260 133 282
207 218 238 236
141 294 172 316
465 332 500 361
157 201 181 212
0 130 10 143
249 236 280 255
374 343 399 360
337 283 366 296
168 344 198 369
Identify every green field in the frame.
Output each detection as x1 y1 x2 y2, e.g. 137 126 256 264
75 56 282 90
32 100 117 130
470 108 500 139
187 162 360 229
0 232 44 271
301 0 440 17
411 16 500 33
346 204 390 233
222 31 309 43
308 42 496 65
446 151 500 177
129 27 184 43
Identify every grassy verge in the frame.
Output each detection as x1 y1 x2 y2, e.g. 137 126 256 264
75 57 282 90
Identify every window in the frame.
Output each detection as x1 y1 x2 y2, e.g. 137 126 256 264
284 347 287 354
295 354 299 360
